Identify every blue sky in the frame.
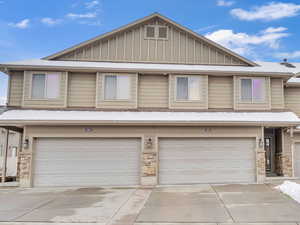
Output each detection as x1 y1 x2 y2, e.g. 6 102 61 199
1 0 300 103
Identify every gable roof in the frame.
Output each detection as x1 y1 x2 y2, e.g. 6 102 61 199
43 13 257 66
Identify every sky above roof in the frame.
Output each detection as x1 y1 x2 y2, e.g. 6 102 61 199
0 0 300 104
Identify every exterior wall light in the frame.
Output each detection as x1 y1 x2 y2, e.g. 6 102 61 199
145 137 153 149
23 139 29 149
259 138 264 148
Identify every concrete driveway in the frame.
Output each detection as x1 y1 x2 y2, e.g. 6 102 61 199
0 183 300 225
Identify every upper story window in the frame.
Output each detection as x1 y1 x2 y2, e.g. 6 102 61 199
240 77 265 103
104 75 130 100
176 76 201 101
31 72 60 99
145 25 168 39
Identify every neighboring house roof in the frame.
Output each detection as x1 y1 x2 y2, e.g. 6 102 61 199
0 110 299 126
287 77 300 87
1 59 300 77
43 13 257 66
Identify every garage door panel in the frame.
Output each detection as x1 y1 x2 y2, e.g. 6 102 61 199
159 138 256 184
34 138 140 187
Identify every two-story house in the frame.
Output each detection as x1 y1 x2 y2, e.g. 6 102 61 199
0 13 300 187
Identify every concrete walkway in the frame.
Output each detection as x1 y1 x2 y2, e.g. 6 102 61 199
0 183 299 225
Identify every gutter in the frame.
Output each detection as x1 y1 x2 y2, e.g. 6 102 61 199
0 64 296 77
0 120 299 127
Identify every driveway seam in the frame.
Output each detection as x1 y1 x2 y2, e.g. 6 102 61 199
211 184 235 223
10 195 60 222
133 188 153 222
105 188 138 225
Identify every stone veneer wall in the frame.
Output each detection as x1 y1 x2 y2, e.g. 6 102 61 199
283 131 294 177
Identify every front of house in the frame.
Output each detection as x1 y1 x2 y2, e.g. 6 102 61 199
1 13 300 187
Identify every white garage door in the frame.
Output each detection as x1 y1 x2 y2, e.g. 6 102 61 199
159 138 256 184
294 143 300 177
33 138 140 187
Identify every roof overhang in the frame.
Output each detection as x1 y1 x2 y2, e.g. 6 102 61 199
0 60 297 78
0 110 299 127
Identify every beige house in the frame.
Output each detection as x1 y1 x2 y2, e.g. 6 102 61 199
0 13 300 187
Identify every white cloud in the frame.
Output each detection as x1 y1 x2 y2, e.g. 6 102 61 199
66 12 97 19
9 19 30 29
0 96 6 105
195 25 218 33
205 27 289 57
85 0 99 9
217 0 235 7
41 17 62 26
274 51 300 59
231 2 300 21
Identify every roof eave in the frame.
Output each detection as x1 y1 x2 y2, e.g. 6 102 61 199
0 120 299 127
0 64 295 77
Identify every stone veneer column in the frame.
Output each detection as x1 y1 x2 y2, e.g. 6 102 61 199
141 136 157 186
256 148 266 184
282 153 293 177
19 151 32 187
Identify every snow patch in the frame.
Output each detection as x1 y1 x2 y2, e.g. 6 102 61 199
275 181 300 203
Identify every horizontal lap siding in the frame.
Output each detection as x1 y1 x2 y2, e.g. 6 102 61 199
55 18 248 66
138 75 168 108
285 87 300 116
68 73 96 107
208 76 233 109
271 78 284 109
8 71 23 106
23 71 67 108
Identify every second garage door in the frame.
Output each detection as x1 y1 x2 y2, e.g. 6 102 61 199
159 138 256 184
33 138 140 187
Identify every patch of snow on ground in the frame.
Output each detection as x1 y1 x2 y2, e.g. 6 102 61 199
275 181 300 203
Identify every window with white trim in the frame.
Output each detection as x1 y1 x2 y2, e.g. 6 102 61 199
104 75 130 100
145 25 168 39
176 76 201 101
31 73 60 99
240 78 265 103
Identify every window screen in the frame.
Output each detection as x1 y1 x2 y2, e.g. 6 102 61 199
32 74 46 99
189 77 200 100
105 75 117 100
176 77 189 100
241 79 252 101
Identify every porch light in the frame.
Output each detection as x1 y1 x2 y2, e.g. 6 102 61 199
259 138 264 148
23 139 29 149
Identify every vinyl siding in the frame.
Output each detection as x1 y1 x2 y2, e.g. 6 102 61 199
208 76 233 109
68 73 96 107
138 75 168 108
22 71 67 108
169 75 208 110
285 87 300 116
54 17 248 66
271 78 284 109
234 76 271 110
96 73 138 109
8 71 23 107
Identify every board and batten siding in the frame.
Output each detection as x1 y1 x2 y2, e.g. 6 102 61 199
54 18 247 66
8 71 24 106
68 72 96 107
22 71 68 108
208 76 233 109
285 87 300 116
138 75 169 108
271 78 284 109
96 73 138 109
169 75 208 110
234 76 271 110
